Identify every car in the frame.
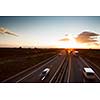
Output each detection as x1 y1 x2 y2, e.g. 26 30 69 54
58 53 62 56
40 68 50 80
82 67 95 80
72 51 79 57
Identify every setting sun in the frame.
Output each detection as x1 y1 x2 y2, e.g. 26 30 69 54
66 39 83 48
57 36 83 49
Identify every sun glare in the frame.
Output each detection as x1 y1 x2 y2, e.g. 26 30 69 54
66 39 80 48
57 37 83 49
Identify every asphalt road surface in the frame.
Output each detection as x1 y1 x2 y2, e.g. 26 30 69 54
2 50 100 83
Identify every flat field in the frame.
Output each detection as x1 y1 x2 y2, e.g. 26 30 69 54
78 49 100 67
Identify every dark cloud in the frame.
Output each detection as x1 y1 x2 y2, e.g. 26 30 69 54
76 31 99 43
0 27 18 36
59 38 69 41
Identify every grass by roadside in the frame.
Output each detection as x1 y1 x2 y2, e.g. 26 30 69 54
79 49 100 67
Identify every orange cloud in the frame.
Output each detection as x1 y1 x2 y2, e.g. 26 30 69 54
59 38 69 41
76 31 99 43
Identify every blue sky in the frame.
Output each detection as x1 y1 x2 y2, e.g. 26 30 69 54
0 16 100 48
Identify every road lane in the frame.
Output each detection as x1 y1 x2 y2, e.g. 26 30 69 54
49 56 66 83
16 56 58 82
79 56 100 83
59 56 68 83
67 54 71 82
16 50 67 83
69 55 83 83
67 53 100 83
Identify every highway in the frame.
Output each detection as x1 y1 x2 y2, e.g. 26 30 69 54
2 50 100 83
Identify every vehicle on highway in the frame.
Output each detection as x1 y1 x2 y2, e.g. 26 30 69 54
39 68 50 80
72 51 79 57
82 67 95 80
58 53 62 56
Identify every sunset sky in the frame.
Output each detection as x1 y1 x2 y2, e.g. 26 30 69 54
0 16 100 48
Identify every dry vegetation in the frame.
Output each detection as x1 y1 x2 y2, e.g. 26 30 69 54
78 49 100 67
